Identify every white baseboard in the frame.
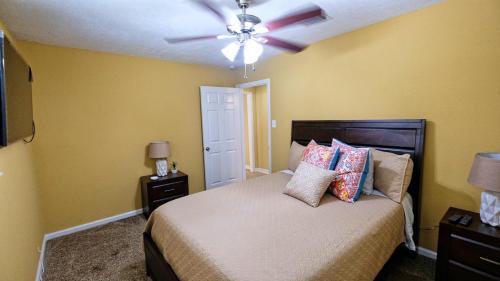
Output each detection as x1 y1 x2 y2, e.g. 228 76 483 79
35 237 46 281
44 208 143 241
254 168 271 174
245 165 256 172
246 166 270 174
417 246 437 260
35 208 143 281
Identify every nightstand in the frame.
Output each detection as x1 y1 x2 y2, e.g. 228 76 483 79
141 171 189 218
436 207 500 281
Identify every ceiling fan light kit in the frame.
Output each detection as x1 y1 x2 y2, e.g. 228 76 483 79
165 0 327 77
243 39 263 65
221 41 240 62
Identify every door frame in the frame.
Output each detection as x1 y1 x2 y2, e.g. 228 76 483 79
236 79 272 174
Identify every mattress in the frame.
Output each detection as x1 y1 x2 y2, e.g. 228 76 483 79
145 172 405 281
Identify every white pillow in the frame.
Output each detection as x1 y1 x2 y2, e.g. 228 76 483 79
283 161 336 207
372 149 414 203
287 141 306 172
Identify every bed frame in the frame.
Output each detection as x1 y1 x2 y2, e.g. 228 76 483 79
144 119 426 281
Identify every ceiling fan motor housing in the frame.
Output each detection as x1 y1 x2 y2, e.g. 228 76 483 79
238 14 261 31
236 0 250 9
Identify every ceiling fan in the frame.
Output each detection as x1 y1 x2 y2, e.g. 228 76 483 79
165 0 327 72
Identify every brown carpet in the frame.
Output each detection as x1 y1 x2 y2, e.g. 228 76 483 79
43 215 435 281
43 216 150 281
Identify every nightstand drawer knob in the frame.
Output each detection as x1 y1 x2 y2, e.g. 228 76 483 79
480 257 500 267
164 188 176 193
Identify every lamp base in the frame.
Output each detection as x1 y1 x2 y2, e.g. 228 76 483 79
480 191 500 227
156 159 168 177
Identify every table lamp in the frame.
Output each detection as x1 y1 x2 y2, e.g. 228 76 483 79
468 153 500 227
149 141 171 177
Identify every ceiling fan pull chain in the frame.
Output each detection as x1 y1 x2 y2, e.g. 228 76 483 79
244 64 248 79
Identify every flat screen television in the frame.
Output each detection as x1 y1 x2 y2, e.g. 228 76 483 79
0 30 33 146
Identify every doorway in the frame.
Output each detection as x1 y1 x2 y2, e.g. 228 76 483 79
237 79 271 178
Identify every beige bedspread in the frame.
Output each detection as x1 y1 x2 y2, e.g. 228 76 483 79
145 172 405 281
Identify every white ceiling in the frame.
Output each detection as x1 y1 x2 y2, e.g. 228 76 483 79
0 0 440 68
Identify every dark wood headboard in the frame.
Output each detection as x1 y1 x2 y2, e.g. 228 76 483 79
291 119 426 246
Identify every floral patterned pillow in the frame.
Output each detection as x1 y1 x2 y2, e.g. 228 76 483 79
330 138 370 203
301 140 340 170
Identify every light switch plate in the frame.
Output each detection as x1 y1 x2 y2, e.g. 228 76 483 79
271 120 277 128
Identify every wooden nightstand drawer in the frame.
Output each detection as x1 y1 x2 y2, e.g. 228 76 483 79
448 260 500 281
152 194 184 206
150 180 185 199
449 234 500 276
436 207 500 281
141 172 189 218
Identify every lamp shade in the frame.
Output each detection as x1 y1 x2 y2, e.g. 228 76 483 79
148 141 170 159
468 153 500 192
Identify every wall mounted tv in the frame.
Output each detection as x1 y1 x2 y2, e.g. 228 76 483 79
0 30 33 147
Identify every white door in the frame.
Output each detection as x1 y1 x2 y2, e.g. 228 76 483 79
200 86 245 189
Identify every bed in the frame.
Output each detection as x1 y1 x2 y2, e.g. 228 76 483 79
143 119 426 281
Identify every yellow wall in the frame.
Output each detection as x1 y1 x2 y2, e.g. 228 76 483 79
254 85 269 170
237 0 500 250
0 22 44 281
1 20 237 279
244 93 249 165
18 41 236 233
242 86 269 170
1 4 498 277
243 90 255 166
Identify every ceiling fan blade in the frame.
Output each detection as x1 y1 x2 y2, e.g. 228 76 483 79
264 5 326 32
191 0 240 26
261 36 306 53
164 34 234 44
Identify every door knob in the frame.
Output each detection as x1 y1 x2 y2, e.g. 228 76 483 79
205 147 210 152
